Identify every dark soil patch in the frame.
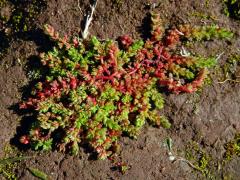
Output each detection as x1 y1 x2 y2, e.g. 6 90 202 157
0 0 239 179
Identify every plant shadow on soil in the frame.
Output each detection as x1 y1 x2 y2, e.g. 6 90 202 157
0 31 10 57
138 12 152 40
8 28 55 150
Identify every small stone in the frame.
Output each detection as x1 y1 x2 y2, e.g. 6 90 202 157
169 155 175 161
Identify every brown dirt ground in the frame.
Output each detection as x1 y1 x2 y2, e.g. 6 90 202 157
0 0 240 179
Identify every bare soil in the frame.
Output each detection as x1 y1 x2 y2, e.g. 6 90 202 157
0 0 239 179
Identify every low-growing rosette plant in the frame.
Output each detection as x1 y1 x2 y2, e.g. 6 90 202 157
19 13 233 160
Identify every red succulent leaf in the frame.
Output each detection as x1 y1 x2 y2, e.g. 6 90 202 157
73 37 79 47
119 35 133 48
70 77 77 89
20 135 30 145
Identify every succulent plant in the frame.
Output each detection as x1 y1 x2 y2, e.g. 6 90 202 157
19 13 233 160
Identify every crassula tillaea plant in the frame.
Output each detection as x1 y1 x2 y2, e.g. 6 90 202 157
19 13 233 160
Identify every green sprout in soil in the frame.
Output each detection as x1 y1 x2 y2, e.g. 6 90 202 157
0 144 29 180
223 0 240 20
189 12 217 21
224 133 240 161
185 141 214 179
0 156 31 180
12 0 46 32
19 12 233 160
27 167 48 180
5 0 46 33
163 138 217 179
0 158 17 180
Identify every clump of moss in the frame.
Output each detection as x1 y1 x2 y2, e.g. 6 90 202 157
7 0 47 33
0 163 17 180
224 134 240 161
189 12 217 21
0 0 7 7
111 0 123 9
0 0 47 59
217 53 240 83
223 0 240 20
0 144 21 180
0 0 8 22
185 141 214 178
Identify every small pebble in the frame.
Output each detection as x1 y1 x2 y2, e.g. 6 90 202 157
169 155 175 161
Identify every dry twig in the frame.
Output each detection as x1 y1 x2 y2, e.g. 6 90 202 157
77 0 83 14
217 78 240 84
81 0 98 39
173 157 200 171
